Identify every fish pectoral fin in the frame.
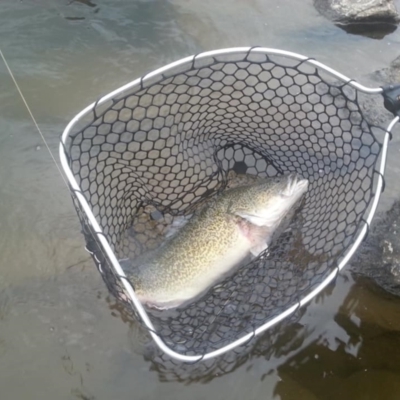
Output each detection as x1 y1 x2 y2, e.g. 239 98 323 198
247 224 270 257
235 210 276 227
235 216 272 258
250 242 268 257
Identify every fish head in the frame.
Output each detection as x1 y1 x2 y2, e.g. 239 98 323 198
233 172 309 228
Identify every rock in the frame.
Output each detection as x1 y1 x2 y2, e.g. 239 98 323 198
314 0 400 23
337 276 400 332
314 0 399 38
356 54 400 127
349 200 400 297
370 54 400 85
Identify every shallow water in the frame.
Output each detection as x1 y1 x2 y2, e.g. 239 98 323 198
2 0 400 398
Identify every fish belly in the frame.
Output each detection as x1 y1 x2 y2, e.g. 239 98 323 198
136 232 251 309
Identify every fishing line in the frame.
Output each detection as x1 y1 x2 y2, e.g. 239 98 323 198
0 48 69 188
1 47 123 302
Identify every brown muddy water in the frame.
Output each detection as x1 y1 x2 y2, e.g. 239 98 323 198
2 0 400 399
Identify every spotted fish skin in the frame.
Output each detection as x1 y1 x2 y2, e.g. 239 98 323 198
124 172 309 310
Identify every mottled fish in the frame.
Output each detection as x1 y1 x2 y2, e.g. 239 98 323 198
123 172 309 310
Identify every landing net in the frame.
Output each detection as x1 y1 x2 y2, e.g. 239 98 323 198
60 48 397 362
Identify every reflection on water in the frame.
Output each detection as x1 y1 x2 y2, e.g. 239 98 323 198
274 277 400 399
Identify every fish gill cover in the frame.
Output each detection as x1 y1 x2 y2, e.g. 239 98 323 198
60 48 395 363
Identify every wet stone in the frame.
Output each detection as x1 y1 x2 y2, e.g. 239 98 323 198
150 210 164 220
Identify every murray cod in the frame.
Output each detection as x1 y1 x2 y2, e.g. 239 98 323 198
124 172 309 310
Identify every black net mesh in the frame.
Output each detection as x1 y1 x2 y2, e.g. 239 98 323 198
129 307 307 383
63 50 386 358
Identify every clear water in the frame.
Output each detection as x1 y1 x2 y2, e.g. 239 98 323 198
2 0 400 398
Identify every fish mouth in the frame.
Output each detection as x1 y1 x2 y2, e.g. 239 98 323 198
283 172 309 197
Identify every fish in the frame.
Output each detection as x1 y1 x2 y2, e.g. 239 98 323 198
123 172 309 310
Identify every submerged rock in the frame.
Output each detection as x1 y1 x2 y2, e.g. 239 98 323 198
274 373 319 400
325 370 400 400
358 54 400 127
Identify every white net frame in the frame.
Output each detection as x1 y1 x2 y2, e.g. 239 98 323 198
59 47 398 362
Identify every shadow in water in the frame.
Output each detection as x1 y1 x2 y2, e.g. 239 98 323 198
69 0 97 8
336 21 397 39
